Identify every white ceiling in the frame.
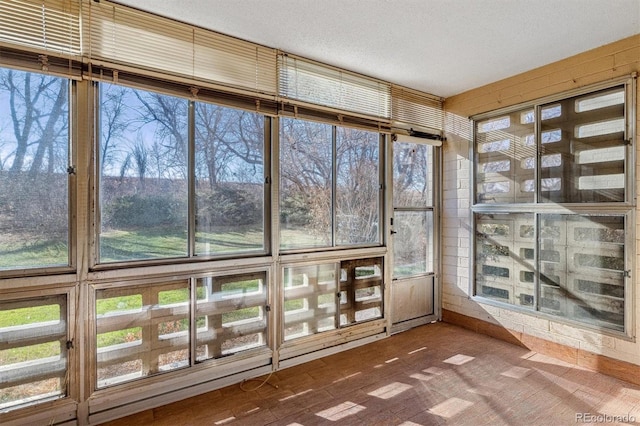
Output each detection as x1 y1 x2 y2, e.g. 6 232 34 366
116 0 639 98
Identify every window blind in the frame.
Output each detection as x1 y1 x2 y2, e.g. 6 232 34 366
278 53 392 119
84 0 277 94
391 85 444 132
0 0 81 57
0 1 443 129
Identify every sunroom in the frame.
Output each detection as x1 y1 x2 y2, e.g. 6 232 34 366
0 1 639 425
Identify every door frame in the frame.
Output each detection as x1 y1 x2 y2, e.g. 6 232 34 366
387 134 442 333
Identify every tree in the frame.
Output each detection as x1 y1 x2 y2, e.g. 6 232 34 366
336 127 380 243
131 137 148 185
0 68 70 249
0 69 68 174
100 84 129 176
133 91 188 181
195 102 233 188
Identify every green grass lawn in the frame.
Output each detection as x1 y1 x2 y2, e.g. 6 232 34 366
0 226 352 364
0 240 68 270
0 226 267 267
0 303 63 365
99 225 267 263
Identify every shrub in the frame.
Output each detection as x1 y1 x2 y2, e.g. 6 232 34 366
106 194 186 229
197 186 261 227
279 194 312 227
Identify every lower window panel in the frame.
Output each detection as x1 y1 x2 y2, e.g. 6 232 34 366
283 257 383 342
538 214 625 331
94 272 269 389
475 213 535 308
96 281 190 388
283 263 338 341
339 258 383 326
0 294 68 410
195 272 268 362
393 210 434 278
474 212 626 332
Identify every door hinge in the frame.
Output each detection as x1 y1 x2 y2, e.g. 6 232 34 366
67 165 77 175
624 270 631 278
66 340 74 350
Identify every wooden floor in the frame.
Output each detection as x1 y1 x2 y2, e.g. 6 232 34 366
103 323 640 425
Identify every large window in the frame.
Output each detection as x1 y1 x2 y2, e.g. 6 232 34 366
98 83 267 264
194 103 266 255
473 82 633 333
279 118 381 250
99 83 189 262
0 67 70 272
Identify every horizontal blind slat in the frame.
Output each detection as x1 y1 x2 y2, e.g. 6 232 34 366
278 54 391 119
86 0 277 95
391 85 444 131
0 0 80 56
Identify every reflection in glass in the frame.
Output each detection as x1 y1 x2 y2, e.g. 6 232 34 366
194 103 265 254
196 273 267 361
283 263 337 340
96 282 190 388
475 108 535 204
279 118 332 248
539 215 624 331
339 258 383 326
336 127 380 245
99 83 189 262
540 86 626 203
393 211 433 277
474 213 535 308
393 142 432 207
0 68 70 269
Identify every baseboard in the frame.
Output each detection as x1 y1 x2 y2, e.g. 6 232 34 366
442 309 640 386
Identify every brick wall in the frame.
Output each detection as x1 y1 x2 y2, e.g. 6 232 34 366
442 35 640 365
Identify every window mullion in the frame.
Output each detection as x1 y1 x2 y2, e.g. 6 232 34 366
535 104 541 205
188 100 196 257
534 213 540 312
332 125 338 247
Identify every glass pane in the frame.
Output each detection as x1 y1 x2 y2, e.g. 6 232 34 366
393 211 433 277
539 215 624 331
393 142 433 207
540 86 626 203
0 68 69 270
279 118 332 249
99 83 189 262
196 273 267 361
96 282 190 388
283 263 337 340
336 127 380 245
0 295 67 409
194 103 265 254
339 258 383 326
475 213 535 308
475 109 535 203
